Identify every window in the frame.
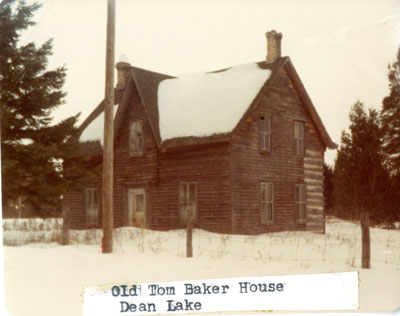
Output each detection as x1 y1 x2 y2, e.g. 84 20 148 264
129 120 143 156
294 121 304 154
259 116 271 151
85 187 99 226
260 182 274 223
127 188 146 227
295 184 306 223
179 182 197 224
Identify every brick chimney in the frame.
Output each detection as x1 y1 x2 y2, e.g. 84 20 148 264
266 30 282 64
115 61 131 91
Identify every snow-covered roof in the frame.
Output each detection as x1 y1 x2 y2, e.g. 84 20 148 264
157 63 272 141
78 58 337 151
79 104 119 145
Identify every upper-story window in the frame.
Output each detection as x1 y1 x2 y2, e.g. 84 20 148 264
294 121 304 154
129 120 143 156
259 116 271 151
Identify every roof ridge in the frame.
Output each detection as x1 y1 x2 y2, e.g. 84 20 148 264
130 65 176 79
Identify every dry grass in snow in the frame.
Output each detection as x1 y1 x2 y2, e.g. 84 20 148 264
2 216 400 316
2 218 63 246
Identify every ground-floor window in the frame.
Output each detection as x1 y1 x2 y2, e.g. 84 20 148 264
260 182 274 223
295 184 306 223
179 182 197 224
85 187 99 226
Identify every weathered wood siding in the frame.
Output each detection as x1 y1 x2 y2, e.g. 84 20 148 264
64 191 85 229
64 190 103 229
304 148 325 233
113 88 232 232
113 87 159 227
153 143 231 232
231 67 326 234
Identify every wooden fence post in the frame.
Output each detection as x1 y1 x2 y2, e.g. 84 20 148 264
61 205 70 245
186 214 193 258
360 212 371 269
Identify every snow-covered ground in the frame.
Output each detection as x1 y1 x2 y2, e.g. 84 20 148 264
2 217 400 315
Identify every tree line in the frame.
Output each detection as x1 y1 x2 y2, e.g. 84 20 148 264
324 48 400 226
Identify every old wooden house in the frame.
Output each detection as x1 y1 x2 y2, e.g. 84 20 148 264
64 31 336 234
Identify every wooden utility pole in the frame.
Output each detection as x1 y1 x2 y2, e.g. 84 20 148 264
102 0 115 253
360 212 371 269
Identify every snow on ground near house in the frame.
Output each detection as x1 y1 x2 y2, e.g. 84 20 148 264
79 103 119 145
157 63 272 141
3 217 400 316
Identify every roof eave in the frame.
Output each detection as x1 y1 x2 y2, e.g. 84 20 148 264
160 133 231 150
283 58 337 150
113 75 135 144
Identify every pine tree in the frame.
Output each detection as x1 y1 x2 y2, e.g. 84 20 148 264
380 48 400 223
1 0 93 216
333 102 390 223
382 48 400 175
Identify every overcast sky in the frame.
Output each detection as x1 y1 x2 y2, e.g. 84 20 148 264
22 0 400 165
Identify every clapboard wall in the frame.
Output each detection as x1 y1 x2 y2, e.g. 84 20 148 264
231 67 325 234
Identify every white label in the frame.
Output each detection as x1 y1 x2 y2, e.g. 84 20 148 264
83 271 359 315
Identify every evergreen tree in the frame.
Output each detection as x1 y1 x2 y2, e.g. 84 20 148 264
380 48 400 223
333 102 389 223
1 0 93 216
381 48 400 175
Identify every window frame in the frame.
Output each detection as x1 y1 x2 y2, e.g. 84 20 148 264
294 121 305 154
295 184 307 223
129 119 144 157
179 182 197 225
126 187 147 227
260 182 274 224
259 115 271 152
85 187 99 226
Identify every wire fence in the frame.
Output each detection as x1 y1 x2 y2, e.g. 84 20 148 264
3 217 400 270
192 230 400 269
110 220 400 271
